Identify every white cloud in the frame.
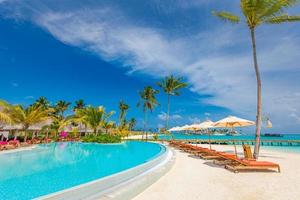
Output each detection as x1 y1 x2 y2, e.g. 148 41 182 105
158 112 182 121
25 96 34 99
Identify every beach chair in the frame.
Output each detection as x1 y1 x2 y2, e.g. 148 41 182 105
243 144 255 160
224 146 280 173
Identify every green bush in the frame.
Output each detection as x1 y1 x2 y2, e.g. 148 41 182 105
153 134 159 141
81 134 122 143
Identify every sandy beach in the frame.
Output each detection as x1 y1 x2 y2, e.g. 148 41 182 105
133 144 300 200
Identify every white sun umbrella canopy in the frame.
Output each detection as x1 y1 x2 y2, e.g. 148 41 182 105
214 116 255 128
213 115 255 156
197 120 215 129
179 125 193 131
197 120 215 149
168 126 181 132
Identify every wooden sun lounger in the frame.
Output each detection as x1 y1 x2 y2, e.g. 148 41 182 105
225 160 281 173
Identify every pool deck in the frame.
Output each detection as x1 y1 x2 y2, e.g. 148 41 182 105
133 144 300 200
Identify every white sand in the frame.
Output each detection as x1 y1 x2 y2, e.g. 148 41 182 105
133 144 300 200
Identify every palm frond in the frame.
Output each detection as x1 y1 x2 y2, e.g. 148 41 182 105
266 14 300 23
212 11 240 23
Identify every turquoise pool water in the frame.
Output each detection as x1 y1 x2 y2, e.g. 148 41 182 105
0 141 165 200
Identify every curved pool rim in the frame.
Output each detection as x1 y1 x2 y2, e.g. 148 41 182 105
35 141 169 200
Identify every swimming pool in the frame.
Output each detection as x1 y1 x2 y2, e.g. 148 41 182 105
0 141 165 200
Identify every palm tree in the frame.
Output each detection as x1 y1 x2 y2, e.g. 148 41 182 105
128 118 137 132
118 100 129 125
0 100 13 124
73 99 85 111
42 117 70 138
213 0 300 158
34 97 50 109
102 121 115 134
128 118 137 138
157 75 187 130
1 103 53 142
55 100 71 119
74 106 115 134
137 86 159 141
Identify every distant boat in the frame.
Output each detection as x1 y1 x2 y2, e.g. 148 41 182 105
263 133 283 137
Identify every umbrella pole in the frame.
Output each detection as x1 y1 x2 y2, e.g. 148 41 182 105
209 129 212 150
233 140 237 158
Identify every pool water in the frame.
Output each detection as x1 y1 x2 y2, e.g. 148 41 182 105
0 141 165 200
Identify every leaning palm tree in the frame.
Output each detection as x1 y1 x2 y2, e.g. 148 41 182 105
157 75 187 130
5 104 52 141
118 100 129 125
55 100 71 119
213 0 300 158
74 106 115 135
137 86 159 141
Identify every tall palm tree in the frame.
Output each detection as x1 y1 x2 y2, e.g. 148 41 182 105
137 86 159 141
118 100 129 125
74 106 115 134
213 0 300 158
73 99 85 111
157 75 187 130
1 103 53 141
55 100 71 119
34 97 50 109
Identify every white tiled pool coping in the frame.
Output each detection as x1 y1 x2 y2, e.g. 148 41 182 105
35 142 174 200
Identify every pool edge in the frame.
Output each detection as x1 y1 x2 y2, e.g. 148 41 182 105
35 142 174 200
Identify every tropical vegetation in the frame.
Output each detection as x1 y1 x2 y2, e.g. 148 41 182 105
157 75 187 131
137 86 159 141
81 134 121 143
213 0 300 159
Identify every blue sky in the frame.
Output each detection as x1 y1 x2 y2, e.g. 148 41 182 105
0 0 299 133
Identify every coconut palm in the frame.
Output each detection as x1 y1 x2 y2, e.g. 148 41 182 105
42 117 70 138
102 121 115 134
55 100 71 119
157 75 187 130
118 100 129 125
137 86 159 141
128 118 137 138
73 99 85 111
2 103 52 141
213 0 300 158
74 106 115 134
0 100 13 124
34 97 50 109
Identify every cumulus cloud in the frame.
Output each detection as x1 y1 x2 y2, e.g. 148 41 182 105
158 112 182 121
1 0 300 132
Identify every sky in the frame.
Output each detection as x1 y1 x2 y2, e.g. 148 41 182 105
0 0 299 133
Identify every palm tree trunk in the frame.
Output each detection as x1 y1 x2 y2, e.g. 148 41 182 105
166 94 171 130
251 28 262 159
24 130 28 142
144 110 148 141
